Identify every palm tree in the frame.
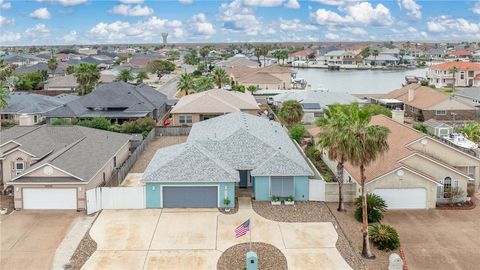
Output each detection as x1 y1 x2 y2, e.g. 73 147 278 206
211 68 229 89
317 104 353 211
448 66 458 92
75 63 100 96
177 72 195 96
372 49 379 66
278 100 304 126
272 51 281 64
194 77 214 92
254 46 262 66
399 49 406 65
280 50 289 65
346 104 390 258
47 57 58 77
260 45 270 67
0 81 10 109
168 50 179 61
117 69 134 82
5 75 19 92
136 70 149 84
458 122 480 142
199 45 212 71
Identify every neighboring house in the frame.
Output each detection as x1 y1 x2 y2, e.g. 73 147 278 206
225 64 294 90
323 50 360 66
44 74 79 91
273 90 364 123
287 48 318 62
425 48 446 60
170 89 260 126
379 84 476 121
45 81 167 123
454 87 480 108
142 112 314 208
216 55 260 68
78 47 98 55
424 119 453 137
0 92 79 126
365 55 400 66
0 125 131 210
447 50 473 60
15 62 67 76
427 62 480 88
322 115 479 209
2 54 43 66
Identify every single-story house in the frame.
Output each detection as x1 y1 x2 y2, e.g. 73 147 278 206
454 87 480 108
45 81 167 123
169 89 260 126
44 74 79 92
142 112 314 208
424 119 453 137
0 92 79 126
322 115 479 209
225 64 294 90
0 125 131 210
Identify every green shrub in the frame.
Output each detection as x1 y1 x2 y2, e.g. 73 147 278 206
354 193 387 223
286 195 294 202
50 118 71 125
223 197 231 206
369 224 400 250
290 123 306 143
76 117 111 130
271 195 280 202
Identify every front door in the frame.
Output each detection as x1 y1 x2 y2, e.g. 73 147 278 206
239 170 248 188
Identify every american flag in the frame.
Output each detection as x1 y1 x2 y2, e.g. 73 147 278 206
235 219 250 238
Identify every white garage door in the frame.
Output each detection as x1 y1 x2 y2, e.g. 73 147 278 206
23 188 77 210
372 188 426 209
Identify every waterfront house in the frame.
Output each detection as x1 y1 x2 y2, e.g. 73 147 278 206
216 54 259 68
427 62 480 88
288 48 318 63
454 87 480 108
323 50 361 66
225 64 294 90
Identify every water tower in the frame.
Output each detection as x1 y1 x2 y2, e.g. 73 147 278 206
162 33 168 46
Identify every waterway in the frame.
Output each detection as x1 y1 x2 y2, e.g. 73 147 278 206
294 68 427 94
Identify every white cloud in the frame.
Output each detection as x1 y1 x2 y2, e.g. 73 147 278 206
279 18 317 31
120 0 143 3
311 2 393 26
25 23 51 39
0 32 21 43
284 0 299 9
0 15 14 27
30 8 51 20
178 0 193 4
243 0 284 7
190 13 215 36
325 32 340 39
341 27 367 35
312 0 358 6
427 16 480 34
473 1 480 15
218 0 263 36
110 4 154 16
0 0 11 10
36 0 87 6
62 31 77 43
398 0 422 20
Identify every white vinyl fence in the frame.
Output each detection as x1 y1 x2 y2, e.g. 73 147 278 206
309 179 326 201
86 187 145 215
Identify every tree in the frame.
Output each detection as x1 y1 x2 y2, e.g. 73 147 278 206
364 104 392 117
399 49 406 64
146 60 175 74
247 85 257 93
177 72 195 96
194 76 214 92
168 50 179 61
136 70 149 84
17 71 47 90
117 69 134 82
75 63 100 96
0 60 14 81
260 45 270 67
372 49 380 65
290 123 306 143
458 122 480 142
346 104 390 258
212 68 229 89
278 100 304 126
254 46 262 66
47 57 58 77
448 66 458 92
66 65 76 75
360 47 371 58
199 45 212 71
184 48 200 65
0 81 10 109
5 75 19 92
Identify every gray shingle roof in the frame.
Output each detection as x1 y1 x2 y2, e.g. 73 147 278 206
0 92 79 114
456 87 480 100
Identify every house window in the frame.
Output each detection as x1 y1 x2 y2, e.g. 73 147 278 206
113 156 117 168
15 158 25 175
270 176 295 197
179 115 193 124
34 115 38 123
467 166 475 179
443 177 452 198
460 72 465 80
436 110 447 115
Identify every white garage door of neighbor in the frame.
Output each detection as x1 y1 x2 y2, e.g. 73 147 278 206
372 188 426 209
23 188 77 209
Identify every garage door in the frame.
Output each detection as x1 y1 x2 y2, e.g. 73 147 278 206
162 186 218 208
23 188 77 209
372 188 426 209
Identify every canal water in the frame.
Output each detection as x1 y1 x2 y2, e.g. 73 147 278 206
295 68 427 94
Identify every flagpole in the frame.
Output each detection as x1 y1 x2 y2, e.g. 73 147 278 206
249 218 252 251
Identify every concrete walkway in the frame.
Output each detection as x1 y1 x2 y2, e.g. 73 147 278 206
83 199 352 270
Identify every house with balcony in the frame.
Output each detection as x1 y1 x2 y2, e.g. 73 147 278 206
427 62 480 88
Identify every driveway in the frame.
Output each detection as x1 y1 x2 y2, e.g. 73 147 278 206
1 211 79 270
83 201 351 270
383 197 480 270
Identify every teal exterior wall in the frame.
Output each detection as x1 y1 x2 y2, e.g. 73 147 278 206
145 182 236 208
253 176 309 201
146 183 161 208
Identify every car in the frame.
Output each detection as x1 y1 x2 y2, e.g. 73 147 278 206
266 97 274 105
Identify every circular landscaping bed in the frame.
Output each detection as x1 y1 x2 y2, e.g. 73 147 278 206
217 242 287 270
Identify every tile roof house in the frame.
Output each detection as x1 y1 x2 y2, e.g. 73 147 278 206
169 89 260 126
0 125 131 210
142 112 314 208
45 81 167 123
322 115 479 209
0 92 79 126
380 84 476 121
225 64 294 90
427 62 480 88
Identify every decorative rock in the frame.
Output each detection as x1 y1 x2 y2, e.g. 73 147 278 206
388 253 404 270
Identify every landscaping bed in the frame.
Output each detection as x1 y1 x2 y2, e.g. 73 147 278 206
66 231 97 270
326 202 393 270
436 200 475 210
217 242 287 270
252 201 367 270
218 197 239 215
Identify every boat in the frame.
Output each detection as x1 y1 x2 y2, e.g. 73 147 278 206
443 133 478 150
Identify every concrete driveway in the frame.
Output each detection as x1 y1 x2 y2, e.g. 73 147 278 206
1 210 79 270
383 199 480 270
83 200 351 270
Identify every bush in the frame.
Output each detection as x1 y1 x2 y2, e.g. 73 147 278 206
354 193 387 223
290 123 306 143
50 118 71 125
76 117 111 130
369 224 400 250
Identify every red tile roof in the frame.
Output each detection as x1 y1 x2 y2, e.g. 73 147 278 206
449 50 473 56
429 62 480 71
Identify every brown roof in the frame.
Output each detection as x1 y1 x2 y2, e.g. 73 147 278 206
429 62 480 71
382 84 449 110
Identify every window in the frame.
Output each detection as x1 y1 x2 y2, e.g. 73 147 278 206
34 115 38 123
179 115 193 124
113 156 117 168
436 110 447 115
467 166 475 179
460 72 465 80
270 176 295 197
15 158 25 175
443 177 452 198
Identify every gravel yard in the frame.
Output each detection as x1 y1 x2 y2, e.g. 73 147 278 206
252 201 367 270
217 242 287 270
327 202 393 270
129 136 188 173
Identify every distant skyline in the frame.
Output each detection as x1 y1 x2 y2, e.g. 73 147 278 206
1 0 479 46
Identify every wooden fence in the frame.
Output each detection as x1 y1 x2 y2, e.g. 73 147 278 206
106 128 156 187
155 126 191 136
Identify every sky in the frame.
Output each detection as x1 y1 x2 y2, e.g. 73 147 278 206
0 0 479 46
